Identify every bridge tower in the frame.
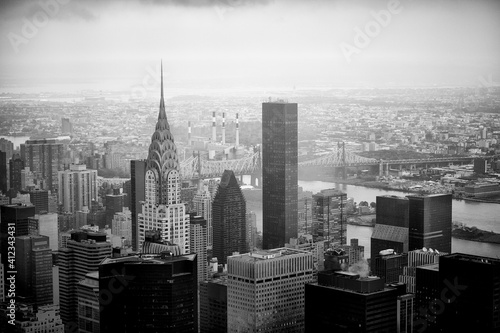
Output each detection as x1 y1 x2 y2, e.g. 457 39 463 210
338 142 346 180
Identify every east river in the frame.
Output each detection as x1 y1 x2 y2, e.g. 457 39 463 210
246 178 500 259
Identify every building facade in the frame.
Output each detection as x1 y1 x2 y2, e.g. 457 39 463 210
21 139 64 191
58 164 98 213
227 248 313 332
193 185 212 249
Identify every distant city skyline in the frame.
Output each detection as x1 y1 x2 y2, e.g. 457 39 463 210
1 0 500 94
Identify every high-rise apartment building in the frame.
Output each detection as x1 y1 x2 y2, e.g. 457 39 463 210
407 194 452 253
16 235 53 306
190 213 208 282
138 66 190 253
227 248 313 332
130 160 145 251
21 139 64 191
9 153 24 193
58 164 98 214
193 184 212 249
212 170 247 265
58 230 111 327
99 253 198 332
262 101 298 249
305 271 398 332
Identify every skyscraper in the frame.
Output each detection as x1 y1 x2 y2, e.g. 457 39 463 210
16 235 53 306
212 170 247 265
23 188 49 214
130 160 146 251
371 195 409 260
0 203 35 296
77 271 100 333
305 271 398 332
262 101 298 249
0 151 6 194
58 164 98 214
61 117 73 134
227 248 313 332
311 189 347 246
200 278 228 333
138 64 190 253
190 213 208 282
21 139 64 191
105 189 125 225
58 230 111 327
193 184 212 249
99 253 198 332
34 213 59 251
437 253 500 332
9 153 24 193
407 194 452 253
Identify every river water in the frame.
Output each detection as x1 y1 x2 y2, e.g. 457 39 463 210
243 177 500 259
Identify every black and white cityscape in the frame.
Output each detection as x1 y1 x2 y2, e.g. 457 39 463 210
1 0 500 332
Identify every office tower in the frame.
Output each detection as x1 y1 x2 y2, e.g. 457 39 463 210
61 117 73 134
371 195 409 260
5 304 64 333
75 206 90 229
414 263 440 332
372 250 408 283
286 235 326 278
21 139 63 191
200 278 227 333
399 247 445 293
246 211 256 250
58 230 111 326
193 184 212 249
227 248 313 332
181 183 198 213
137 66 190 253
305 271 398 332
436 253 500 332
346 238 365 264
88 201 106 228
111 208 132 245
262 101 298 249
212 170 247 265
130 160 145 251
28 213 59 252
77 271 99 333
0 151 6 194
407 194 452 253
0 203 35 295
16 235 53 306
99 253 198 332
123 180 131 208
9 153 24 193
105 189 125 225
311 189 347 246
190 214 207 282
58 164 98 214
23 188 49 214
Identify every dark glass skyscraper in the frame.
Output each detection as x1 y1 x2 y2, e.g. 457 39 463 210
407 194 452 253
9 153 24 193
0 150 6 194
262 101 298 249
212 170 247 265
99 253 198 332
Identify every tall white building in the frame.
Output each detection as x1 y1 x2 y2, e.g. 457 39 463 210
138 64 190 253
112 208 132 244
193 184 212 249
227 248 313 332
58 164 98 213
190 214 208 282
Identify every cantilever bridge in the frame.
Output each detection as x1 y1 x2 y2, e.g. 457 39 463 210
180 146 491 181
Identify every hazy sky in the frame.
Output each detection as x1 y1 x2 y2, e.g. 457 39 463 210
1 0 499 93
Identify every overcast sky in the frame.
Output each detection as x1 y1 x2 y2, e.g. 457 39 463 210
1 0 499 93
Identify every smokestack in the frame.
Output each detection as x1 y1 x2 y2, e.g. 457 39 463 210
222 112 226 145
188 121 192 146
235 113 239 147
212 112 216 142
